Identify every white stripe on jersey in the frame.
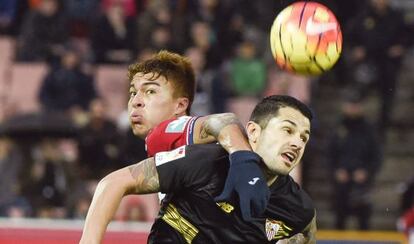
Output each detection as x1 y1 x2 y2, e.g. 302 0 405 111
154 145 187 167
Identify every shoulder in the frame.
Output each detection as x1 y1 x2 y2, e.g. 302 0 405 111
155 144 227 169
282 176 314 209
150 116 196 136
185 143 228 159
146 116 199 156
155 144 228 193
268 175 315 227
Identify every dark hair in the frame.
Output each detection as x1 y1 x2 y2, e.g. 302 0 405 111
249 95 313 128
127 50 196 114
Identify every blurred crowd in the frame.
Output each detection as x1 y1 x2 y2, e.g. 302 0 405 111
0 0 413 232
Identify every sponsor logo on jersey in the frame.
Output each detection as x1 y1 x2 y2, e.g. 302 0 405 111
265 219 292 241
165 116 191 133
162 203 199 243
248 177 260 185
155 145 186 166
216 202 235 213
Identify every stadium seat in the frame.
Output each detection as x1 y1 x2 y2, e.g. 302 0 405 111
226 97 259 126
6 63 48 114
95 65 129 121
0 37 14 67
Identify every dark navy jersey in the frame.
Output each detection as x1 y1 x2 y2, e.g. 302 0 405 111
149 144 315 244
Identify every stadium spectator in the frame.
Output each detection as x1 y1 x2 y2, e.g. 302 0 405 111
102 0 137 18
327 92 382 230
77 98 121 179
65 0 100 38
38 49 97 115
344 0 411 135
15 0 68 63
224 40 266 124
184 46 211 116
21 138 74 218
90 0 136 64
135 0 167 51
0 0 18 35
0 137 31 217
147 24 177 52
188 21 223 70
228 40 267 97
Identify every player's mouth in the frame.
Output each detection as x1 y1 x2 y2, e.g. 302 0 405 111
130 114 144 125
281 151 297 167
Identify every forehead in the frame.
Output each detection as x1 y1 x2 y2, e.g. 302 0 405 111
131 72 168 88
267 107 311 132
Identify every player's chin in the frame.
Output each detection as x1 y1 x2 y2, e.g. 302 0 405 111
131 124 149 138
270 166 290 176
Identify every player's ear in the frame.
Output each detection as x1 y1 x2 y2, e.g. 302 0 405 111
246 121 261 144
174 97 189 116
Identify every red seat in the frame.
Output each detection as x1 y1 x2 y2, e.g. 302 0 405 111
6 63 48 114
226 97 259 126
95 65 129 121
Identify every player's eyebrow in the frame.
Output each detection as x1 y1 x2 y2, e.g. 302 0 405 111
130 81 161 87
141 81 161 87
282 119 310 135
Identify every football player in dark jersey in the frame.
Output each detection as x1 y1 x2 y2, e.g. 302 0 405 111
80 95 317 243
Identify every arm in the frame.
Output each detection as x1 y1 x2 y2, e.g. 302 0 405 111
193 113 251 153
195 113 269 221
278 214 317 244
301 214 317 244
79 158 159 244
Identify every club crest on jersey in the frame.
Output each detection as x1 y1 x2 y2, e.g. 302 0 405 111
165 116 191 133
155 145 186 166
265 219 292 241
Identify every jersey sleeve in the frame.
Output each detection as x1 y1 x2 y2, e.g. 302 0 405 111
155 144 228 193
146 116 200 157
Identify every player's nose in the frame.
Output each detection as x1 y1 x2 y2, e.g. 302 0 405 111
131 93 144 108
290 137 304 150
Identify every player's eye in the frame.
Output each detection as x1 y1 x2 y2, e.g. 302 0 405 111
301 135 309 143
129 90 137 98
283 127 292 134
145 89 156 95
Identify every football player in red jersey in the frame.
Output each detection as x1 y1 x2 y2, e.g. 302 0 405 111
126 50 269 220
127 51 247 157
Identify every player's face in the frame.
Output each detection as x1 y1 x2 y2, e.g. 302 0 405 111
128 72 188 138
249 107 310 177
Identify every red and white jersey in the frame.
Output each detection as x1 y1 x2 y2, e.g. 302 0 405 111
146 116 200 157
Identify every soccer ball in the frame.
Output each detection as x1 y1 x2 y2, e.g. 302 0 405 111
270 1 342 75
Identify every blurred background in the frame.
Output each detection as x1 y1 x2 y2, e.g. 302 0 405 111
0 0 413 242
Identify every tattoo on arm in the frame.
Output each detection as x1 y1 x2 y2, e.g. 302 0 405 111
285 234 306 244
200 113 243 139
302 214 317 244
127 157 160 194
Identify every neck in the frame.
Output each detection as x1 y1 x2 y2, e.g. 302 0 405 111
262 166 278 186
267 175 278 186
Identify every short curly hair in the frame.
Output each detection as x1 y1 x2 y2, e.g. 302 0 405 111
127 50 196 114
